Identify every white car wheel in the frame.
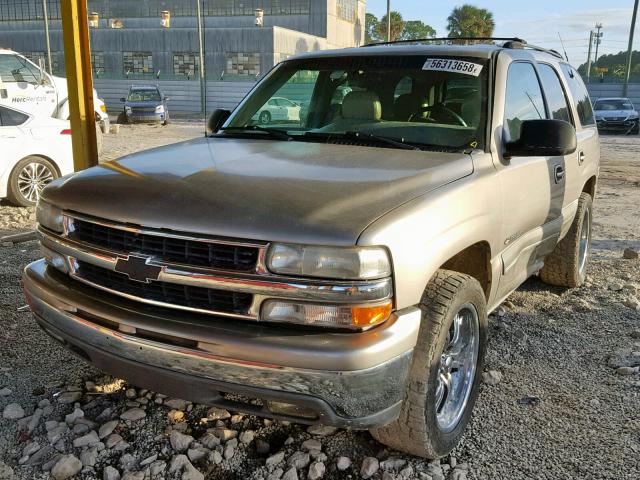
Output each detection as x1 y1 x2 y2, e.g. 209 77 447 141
8 157 59 207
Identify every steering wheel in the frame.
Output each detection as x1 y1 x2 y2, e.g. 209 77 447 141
409 104 468 127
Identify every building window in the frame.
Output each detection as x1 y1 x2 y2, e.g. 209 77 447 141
173 52 199 76
0 1 311 20
91 52 104 74
0 0 60 21
225 53 260 76
337 0 357 22
123 51 153 74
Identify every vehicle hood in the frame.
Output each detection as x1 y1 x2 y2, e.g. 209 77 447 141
42 138 473 245
594 109 637 118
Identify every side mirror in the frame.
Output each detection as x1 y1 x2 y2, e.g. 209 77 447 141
505 119 577 158
207 109 231 133
120 97 126 102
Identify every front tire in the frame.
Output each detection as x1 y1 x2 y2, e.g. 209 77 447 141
370 270 487 459
630 122 639 135
7 156 59 207
259 111 271 124
539 192 592 287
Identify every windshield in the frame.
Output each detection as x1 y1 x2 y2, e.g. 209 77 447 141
224 55 488 150
127 89 161 102
593 99 634 111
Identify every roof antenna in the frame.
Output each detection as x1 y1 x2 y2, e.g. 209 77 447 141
557 32 569 62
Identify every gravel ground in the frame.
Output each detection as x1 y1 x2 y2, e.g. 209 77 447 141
0 124 638 480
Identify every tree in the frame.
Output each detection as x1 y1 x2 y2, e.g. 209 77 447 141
447 4 495 40
376 11 406 42
400 20 437 41
365 13 381 44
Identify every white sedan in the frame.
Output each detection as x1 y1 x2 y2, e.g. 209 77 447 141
253 97 301 124
0 105 73 207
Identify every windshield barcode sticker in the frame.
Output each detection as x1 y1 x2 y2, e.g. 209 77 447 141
423 58 483 76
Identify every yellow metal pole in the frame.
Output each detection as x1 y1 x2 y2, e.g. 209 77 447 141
60 0 98 171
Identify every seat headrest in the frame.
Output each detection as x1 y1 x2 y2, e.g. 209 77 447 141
341 91 382 121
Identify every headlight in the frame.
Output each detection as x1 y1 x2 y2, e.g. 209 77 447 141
261 300 392 330
627 114 639 120
267 244 391 280
155 105 165 113
36 201 63 233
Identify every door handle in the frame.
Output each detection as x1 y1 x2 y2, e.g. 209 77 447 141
578 151 585 165
554 164 565 183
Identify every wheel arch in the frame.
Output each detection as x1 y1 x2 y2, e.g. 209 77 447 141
582 175 597 199
439 241 493 300
14 154 62 177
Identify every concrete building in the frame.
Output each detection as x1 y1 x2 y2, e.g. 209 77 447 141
0 0 366 80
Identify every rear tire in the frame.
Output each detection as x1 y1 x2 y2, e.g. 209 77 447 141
117 112 129 125
539 192 593 287
370 270 487 459
7 156 59 207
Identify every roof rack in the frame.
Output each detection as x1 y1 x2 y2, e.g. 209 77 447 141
502 39 564 59
362 37 525 47
362 37 565 60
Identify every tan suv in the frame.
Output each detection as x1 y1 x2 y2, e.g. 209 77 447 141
23 38 599 458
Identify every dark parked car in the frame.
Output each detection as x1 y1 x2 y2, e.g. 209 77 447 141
118 85 170 125
593 97 639 135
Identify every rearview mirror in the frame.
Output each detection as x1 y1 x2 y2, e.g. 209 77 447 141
207 109 231 133
505 119 576 158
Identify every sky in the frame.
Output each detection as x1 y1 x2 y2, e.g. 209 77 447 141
366 0 637 67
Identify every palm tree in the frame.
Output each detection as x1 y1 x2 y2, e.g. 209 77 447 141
376 11 406 42
447 4 495 41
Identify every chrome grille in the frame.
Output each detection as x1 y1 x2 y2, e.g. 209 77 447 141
75 261 252 315
68 218 259 272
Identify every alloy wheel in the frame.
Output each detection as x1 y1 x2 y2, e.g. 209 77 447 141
17 162 55 203
435 303 480 433
578 206 591 274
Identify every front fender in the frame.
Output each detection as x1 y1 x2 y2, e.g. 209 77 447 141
358 169 502 309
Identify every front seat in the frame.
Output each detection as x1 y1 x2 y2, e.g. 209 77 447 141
340 91 382 121
393 92 428 121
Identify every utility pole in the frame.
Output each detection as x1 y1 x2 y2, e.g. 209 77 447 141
594 23 603 68
60 0 98 170
196 0 206 124
386 0 391 42
586 30 594 83
623 0 639 97
42 0 52 74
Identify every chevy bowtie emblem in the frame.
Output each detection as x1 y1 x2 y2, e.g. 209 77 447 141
114 255 163 283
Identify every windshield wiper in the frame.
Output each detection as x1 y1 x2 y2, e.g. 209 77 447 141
220 125 294 141
305 131 420 151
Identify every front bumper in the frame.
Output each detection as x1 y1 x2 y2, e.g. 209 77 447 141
23 260 420 428
127 111 165 123
596 118 638 133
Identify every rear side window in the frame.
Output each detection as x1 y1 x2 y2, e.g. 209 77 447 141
538 64 572 124
503 62 546 142
560 64 595 126
0 106 29 126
